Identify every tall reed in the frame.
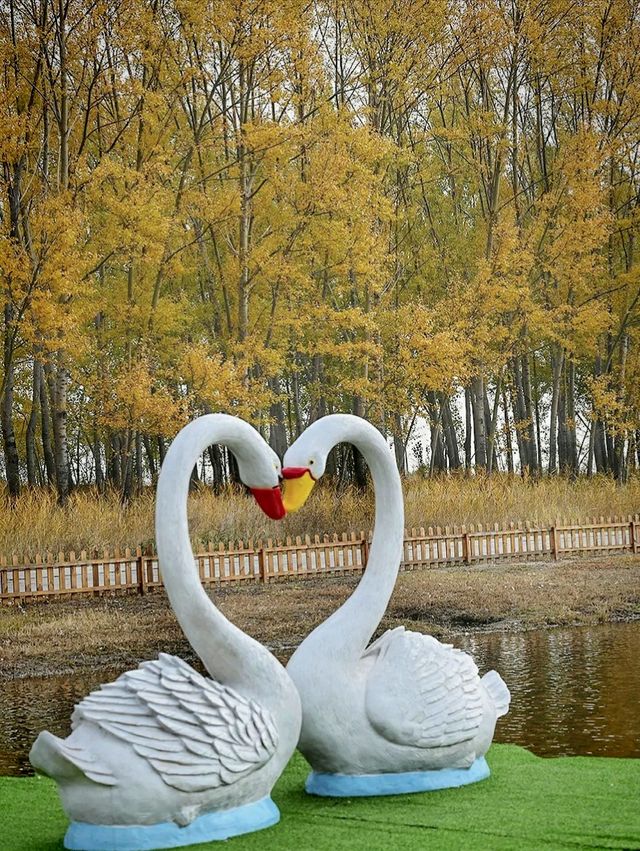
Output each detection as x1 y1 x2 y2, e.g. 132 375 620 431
0 474 638 556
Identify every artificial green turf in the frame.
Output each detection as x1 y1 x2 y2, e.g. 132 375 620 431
1 745 639 851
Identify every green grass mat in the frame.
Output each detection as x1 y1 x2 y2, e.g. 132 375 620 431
1 745 639 850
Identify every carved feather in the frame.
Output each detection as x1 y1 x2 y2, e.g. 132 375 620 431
364 628 484 750
72 653 278 792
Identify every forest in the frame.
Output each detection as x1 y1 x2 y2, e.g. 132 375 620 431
1 0 640 503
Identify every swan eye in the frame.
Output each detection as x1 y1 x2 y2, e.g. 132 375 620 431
309 459 314 466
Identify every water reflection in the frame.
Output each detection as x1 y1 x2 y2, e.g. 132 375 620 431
0 669 120 777
0 621 638 776
454 621 640 759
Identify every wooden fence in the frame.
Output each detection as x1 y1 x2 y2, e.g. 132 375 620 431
1 515 638 603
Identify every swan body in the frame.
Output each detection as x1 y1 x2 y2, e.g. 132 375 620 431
282 414 509 795
31 415 301 848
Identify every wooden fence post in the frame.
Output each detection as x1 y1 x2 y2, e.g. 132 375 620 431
631 519 638 555
361 534 369 568
258 543 269 584
462 527 470 564
12 554 20 599
137 546 146 595
550 525 559 560
93 555 101 595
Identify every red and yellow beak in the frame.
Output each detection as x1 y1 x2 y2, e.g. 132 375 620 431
250 486 286 520
281 467 316 513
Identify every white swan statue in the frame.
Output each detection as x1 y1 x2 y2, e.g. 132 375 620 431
281 414 510 797
30 414 301 850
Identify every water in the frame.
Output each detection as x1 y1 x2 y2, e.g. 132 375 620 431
0 622 638 776
455 622 640 759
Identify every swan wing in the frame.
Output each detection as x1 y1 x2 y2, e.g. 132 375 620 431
72 653 278 793
364 628 484 750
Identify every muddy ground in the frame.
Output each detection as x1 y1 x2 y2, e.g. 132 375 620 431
1 555 639 680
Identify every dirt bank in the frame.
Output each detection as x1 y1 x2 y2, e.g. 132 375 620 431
1 555 639 681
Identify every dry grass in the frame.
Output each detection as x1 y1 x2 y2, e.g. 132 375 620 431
387 558 640 632
1 556 639 680
403 473 640 529
0 473 639 557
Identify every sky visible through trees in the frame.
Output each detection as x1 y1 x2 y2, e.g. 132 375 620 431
1 0 640 502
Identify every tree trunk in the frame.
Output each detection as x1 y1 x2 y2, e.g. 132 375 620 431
464 387 472 469
521 353 538 473
225 446 240 484
612 335 629 480
93 428 105 493
1 288 21 498
441 397 461 470
470 375 487 469
594 418 609 473
566 359 578 477
121 435 134 503
393 412 406 475
39 365 56 486
208 444 225 492
351 396 368 488
108 431 121 488
189 460 200 492
1 363 20 497
511 358 528 472
531 354 543 476
548 348 565 474
45 356 71 504
558 372 568 472
502 387 514 474
135 431 143 494
291 369 303 438
486 376 502 475
427 392 446 474
587 417 595 477
143 434 157 483
592 357 608 473
268 376 288 458
605 420 615 476
26 358 41 487
310 353 327 423
75 428 81 488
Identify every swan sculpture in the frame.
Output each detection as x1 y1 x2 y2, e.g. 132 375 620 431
281 413 510 797
30 414 301 850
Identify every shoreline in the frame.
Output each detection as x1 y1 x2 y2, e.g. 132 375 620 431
1 555 639 681
3 615 639 684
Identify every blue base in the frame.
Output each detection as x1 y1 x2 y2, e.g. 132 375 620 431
63 797 279 851
305 756 490 797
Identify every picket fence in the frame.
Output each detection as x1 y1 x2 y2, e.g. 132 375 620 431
1 515 638 603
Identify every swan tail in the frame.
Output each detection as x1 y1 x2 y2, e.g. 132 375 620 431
30 730 117 786
481 670 510 718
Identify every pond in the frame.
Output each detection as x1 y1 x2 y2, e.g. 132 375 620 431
0 621 638 776
455 621 640 760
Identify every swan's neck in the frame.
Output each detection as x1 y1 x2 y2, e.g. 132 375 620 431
307 419 404 659
155 416 283 704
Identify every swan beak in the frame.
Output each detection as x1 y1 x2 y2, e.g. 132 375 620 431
281 468 315 512
250 486 287 520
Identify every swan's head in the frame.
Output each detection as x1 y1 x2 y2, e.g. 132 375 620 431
281 426 328 513
237 442 286 520
282 414 368 512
